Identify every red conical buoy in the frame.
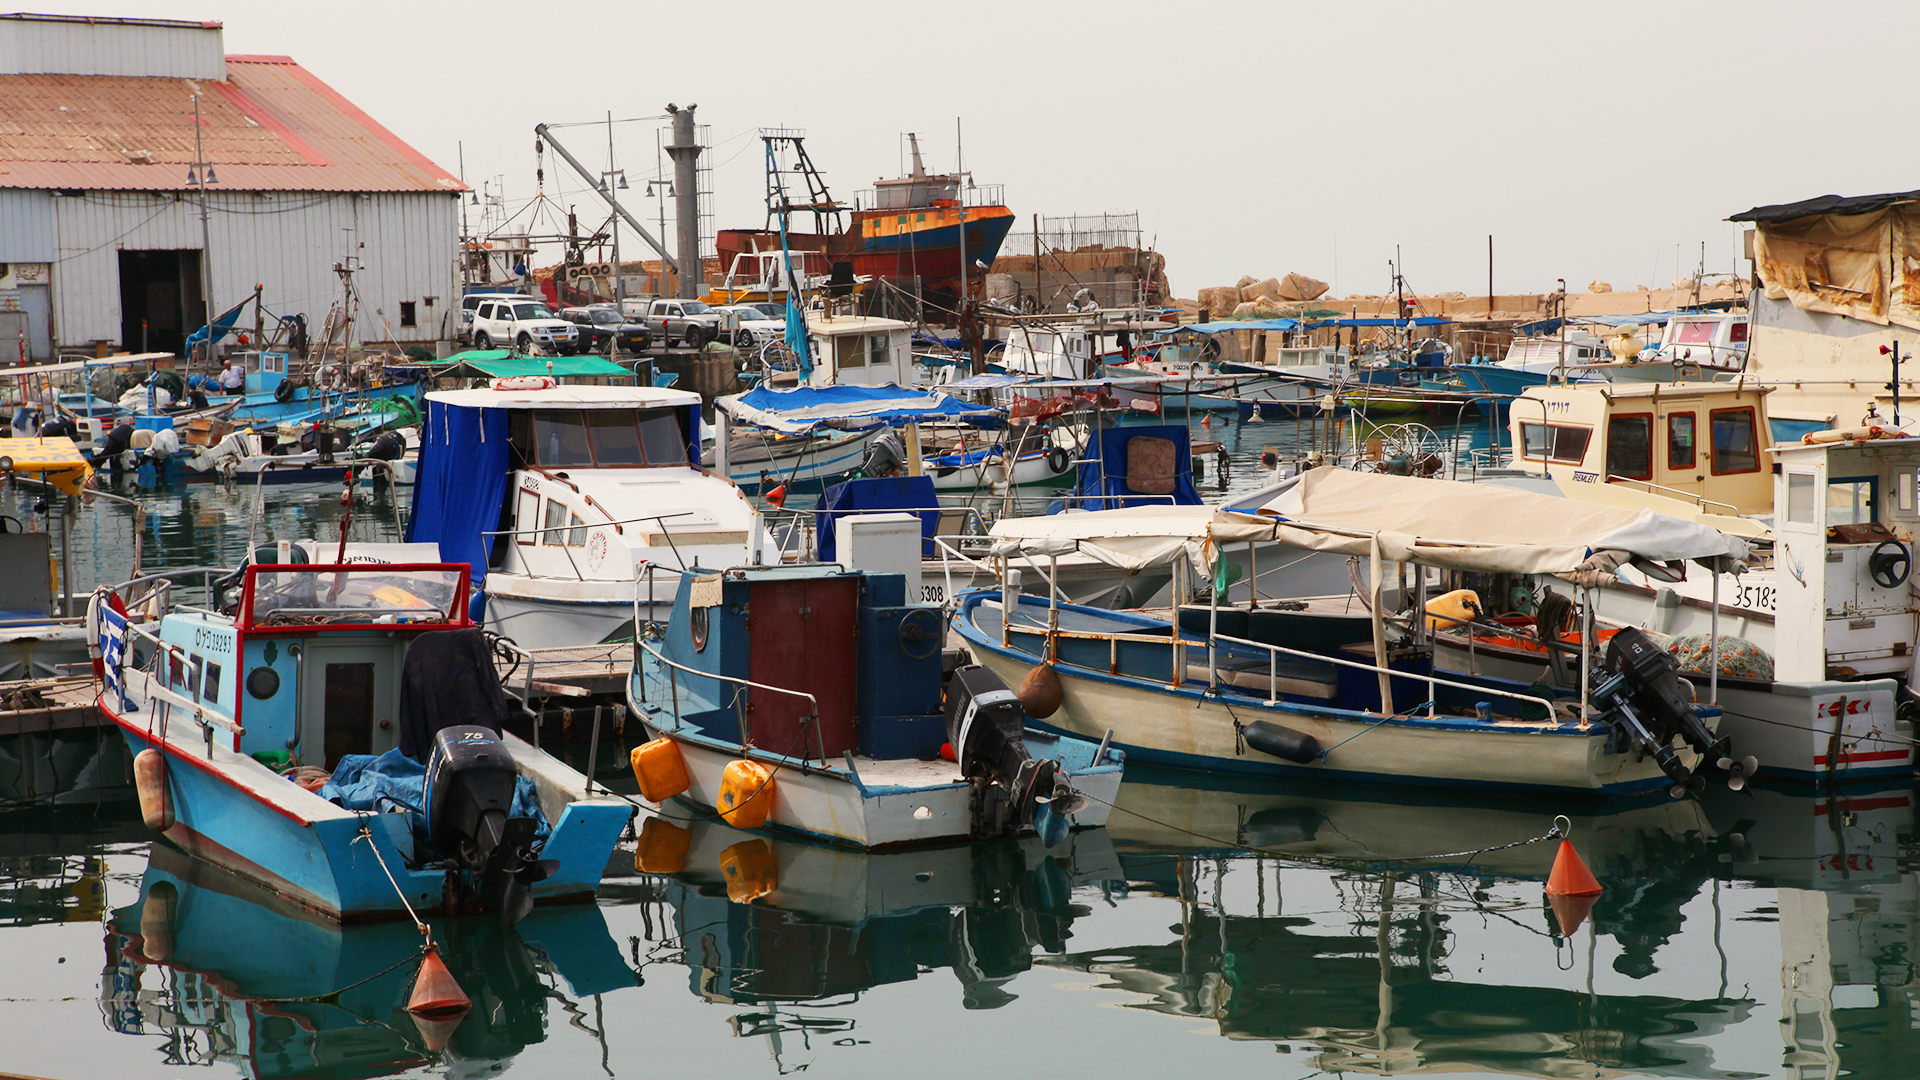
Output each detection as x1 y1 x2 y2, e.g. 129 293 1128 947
411 1009 466 1053
1548 891 1599 938
765 484 787 509
1545 839 1603 898
408 946 471 1017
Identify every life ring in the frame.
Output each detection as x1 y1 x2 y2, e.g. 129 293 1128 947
491 375 556 391
273 379 295 404
1046 446 1070 474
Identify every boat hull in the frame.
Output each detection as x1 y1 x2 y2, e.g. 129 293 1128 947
105 691 629 922
954 594 1674 797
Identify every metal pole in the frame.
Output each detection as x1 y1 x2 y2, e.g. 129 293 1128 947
193 95 216 368
665 105 701 299
607 112 624 312
1709 569 1721 705
586 705 603 795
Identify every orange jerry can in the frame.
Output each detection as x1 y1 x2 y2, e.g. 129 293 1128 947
634 817 692 875
716 759 774 829
630 738 690 804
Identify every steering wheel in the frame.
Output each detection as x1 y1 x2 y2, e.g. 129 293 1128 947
897 608 942 661
1869 539 1911 588
0 516 21 534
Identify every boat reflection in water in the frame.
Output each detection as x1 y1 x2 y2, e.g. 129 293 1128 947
642 806 1119 1046
1032 768 1920 1078
100 843 636 1079
1700 781 1920 1079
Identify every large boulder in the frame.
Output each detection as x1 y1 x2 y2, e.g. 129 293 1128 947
1276 272 1330 302
1588 280 1613 294
1200 286 1242 318
1240 276 1283 302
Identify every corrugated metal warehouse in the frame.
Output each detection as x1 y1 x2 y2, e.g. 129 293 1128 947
0 12 462 359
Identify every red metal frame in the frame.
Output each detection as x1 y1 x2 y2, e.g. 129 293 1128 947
1605 412 1655 481
1666 411 1697 470
235 563 473 634
1708 407 1762 476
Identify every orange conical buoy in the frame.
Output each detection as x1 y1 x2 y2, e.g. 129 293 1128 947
1548 891 1599 938
1545 839 1603 897
765 484 787 509
407 946 471 1017
410 1009 466 1053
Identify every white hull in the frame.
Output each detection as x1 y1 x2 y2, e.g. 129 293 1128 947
642 724 1121 849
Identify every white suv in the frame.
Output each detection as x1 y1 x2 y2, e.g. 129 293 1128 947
470 298 578 354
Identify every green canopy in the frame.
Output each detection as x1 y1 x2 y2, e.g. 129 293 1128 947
407 350 637 380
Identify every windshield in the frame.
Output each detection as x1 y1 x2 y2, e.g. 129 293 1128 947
590 310 622 325
246 566 463 626
529 408 689 467
681 301 710 314
512 303 555 320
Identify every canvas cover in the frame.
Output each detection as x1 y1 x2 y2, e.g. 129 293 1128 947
405 400 510 585
719 383 1002 434
992 468 1748 576
1749 204 1920 329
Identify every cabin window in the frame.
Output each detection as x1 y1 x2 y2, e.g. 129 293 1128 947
1606 414 1653 480
870 334 889 367
170 654 187 690
1899 469 1915 514
202 661 222 703
1786 472 1816 524
516 489 540 544
1518 422 1591 464
1829 477 1875 527
323 662 376 765
1674 321 1716 344
399 301 417 328
543 499 585 546
917 212 926 223
532 411 594 465
1728 322 1748 344
1667 413 1696 470
528 409 688 468
1709 407 1760 474
897 215 907 225
836 335 865 368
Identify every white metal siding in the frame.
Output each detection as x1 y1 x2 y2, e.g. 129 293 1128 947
48 190 457 348
0 19 225 79
0 189 53 261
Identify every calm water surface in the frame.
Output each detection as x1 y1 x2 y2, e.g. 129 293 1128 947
8 414 1909 1079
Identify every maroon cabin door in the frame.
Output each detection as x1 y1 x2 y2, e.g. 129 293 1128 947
747 577 859 758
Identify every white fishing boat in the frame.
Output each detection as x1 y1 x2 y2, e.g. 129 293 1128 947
953 468 1757 798
405 382 768 650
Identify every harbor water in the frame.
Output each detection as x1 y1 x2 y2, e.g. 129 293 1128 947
5 415 1913 1079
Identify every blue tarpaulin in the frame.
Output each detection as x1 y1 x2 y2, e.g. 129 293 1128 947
1068 424 1202 512
185 293 255 352
721 383 1004 433
1154 318 1301 334
815 476 940 561
406 400 510 586
1304 317 1451 330
319 748 550 857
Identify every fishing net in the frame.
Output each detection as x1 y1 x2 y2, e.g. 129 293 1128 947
1662 632 1774 681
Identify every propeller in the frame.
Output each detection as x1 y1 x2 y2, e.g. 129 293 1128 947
1715 754 1760 792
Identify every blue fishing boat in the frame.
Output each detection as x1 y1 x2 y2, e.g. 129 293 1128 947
90 559 633 922
628 562 1123 849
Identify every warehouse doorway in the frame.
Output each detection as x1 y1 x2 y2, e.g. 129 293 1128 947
118 250 203 356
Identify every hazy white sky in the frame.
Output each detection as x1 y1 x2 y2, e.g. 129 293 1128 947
41 0 1920 298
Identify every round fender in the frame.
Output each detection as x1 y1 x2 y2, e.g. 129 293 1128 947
1046 446 1071 474
273 379 295 404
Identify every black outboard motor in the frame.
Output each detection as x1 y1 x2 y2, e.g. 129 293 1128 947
365 429 408 462
1587 628 1749 795
854 431 906 479
944 665 1084 838
424 724 555 923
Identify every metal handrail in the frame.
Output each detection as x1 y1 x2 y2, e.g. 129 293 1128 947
1603 474 1743 516
117 617 244 740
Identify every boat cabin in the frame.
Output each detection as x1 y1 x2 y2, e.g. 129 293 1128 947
1509 382 1775 518
796 314 914 389
155 562 472 768
1770 434 1920 688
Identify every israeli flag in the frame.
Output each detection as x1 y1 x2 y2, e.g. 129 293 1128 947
98 604 130 712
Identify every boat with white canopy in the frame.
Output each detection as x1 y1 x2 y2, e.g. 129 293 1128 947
952 468 1756 797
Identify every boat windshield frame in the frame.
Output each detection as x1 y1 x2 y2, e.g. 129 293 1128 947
235 562 474 634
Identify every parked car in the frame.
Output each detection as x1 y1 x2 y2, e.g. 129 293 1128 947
560 306 651 354
469 298 577 354
458 291 528 346
710 304 784 350
644 298 725 348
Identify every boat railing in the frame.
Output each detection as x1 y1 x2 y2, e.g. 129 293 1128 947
1003 600 1556 721
1603 475 1743 516
118 617 244 753
247 457 408 551
632 635 826 762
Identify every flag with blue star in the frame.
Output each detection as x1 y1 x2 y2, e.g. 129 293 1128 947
98 603 130 712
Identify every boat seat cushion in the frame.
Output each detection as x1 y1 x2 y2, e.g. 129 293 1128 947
1185 661 1336 700
1126 436 1178 495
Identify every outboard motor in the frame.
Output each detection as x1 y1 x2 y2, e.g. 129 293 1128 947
1587 628 1753 795
365 429 408 462
854 431 906 478
423 724 555 923
944 665 1086 839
